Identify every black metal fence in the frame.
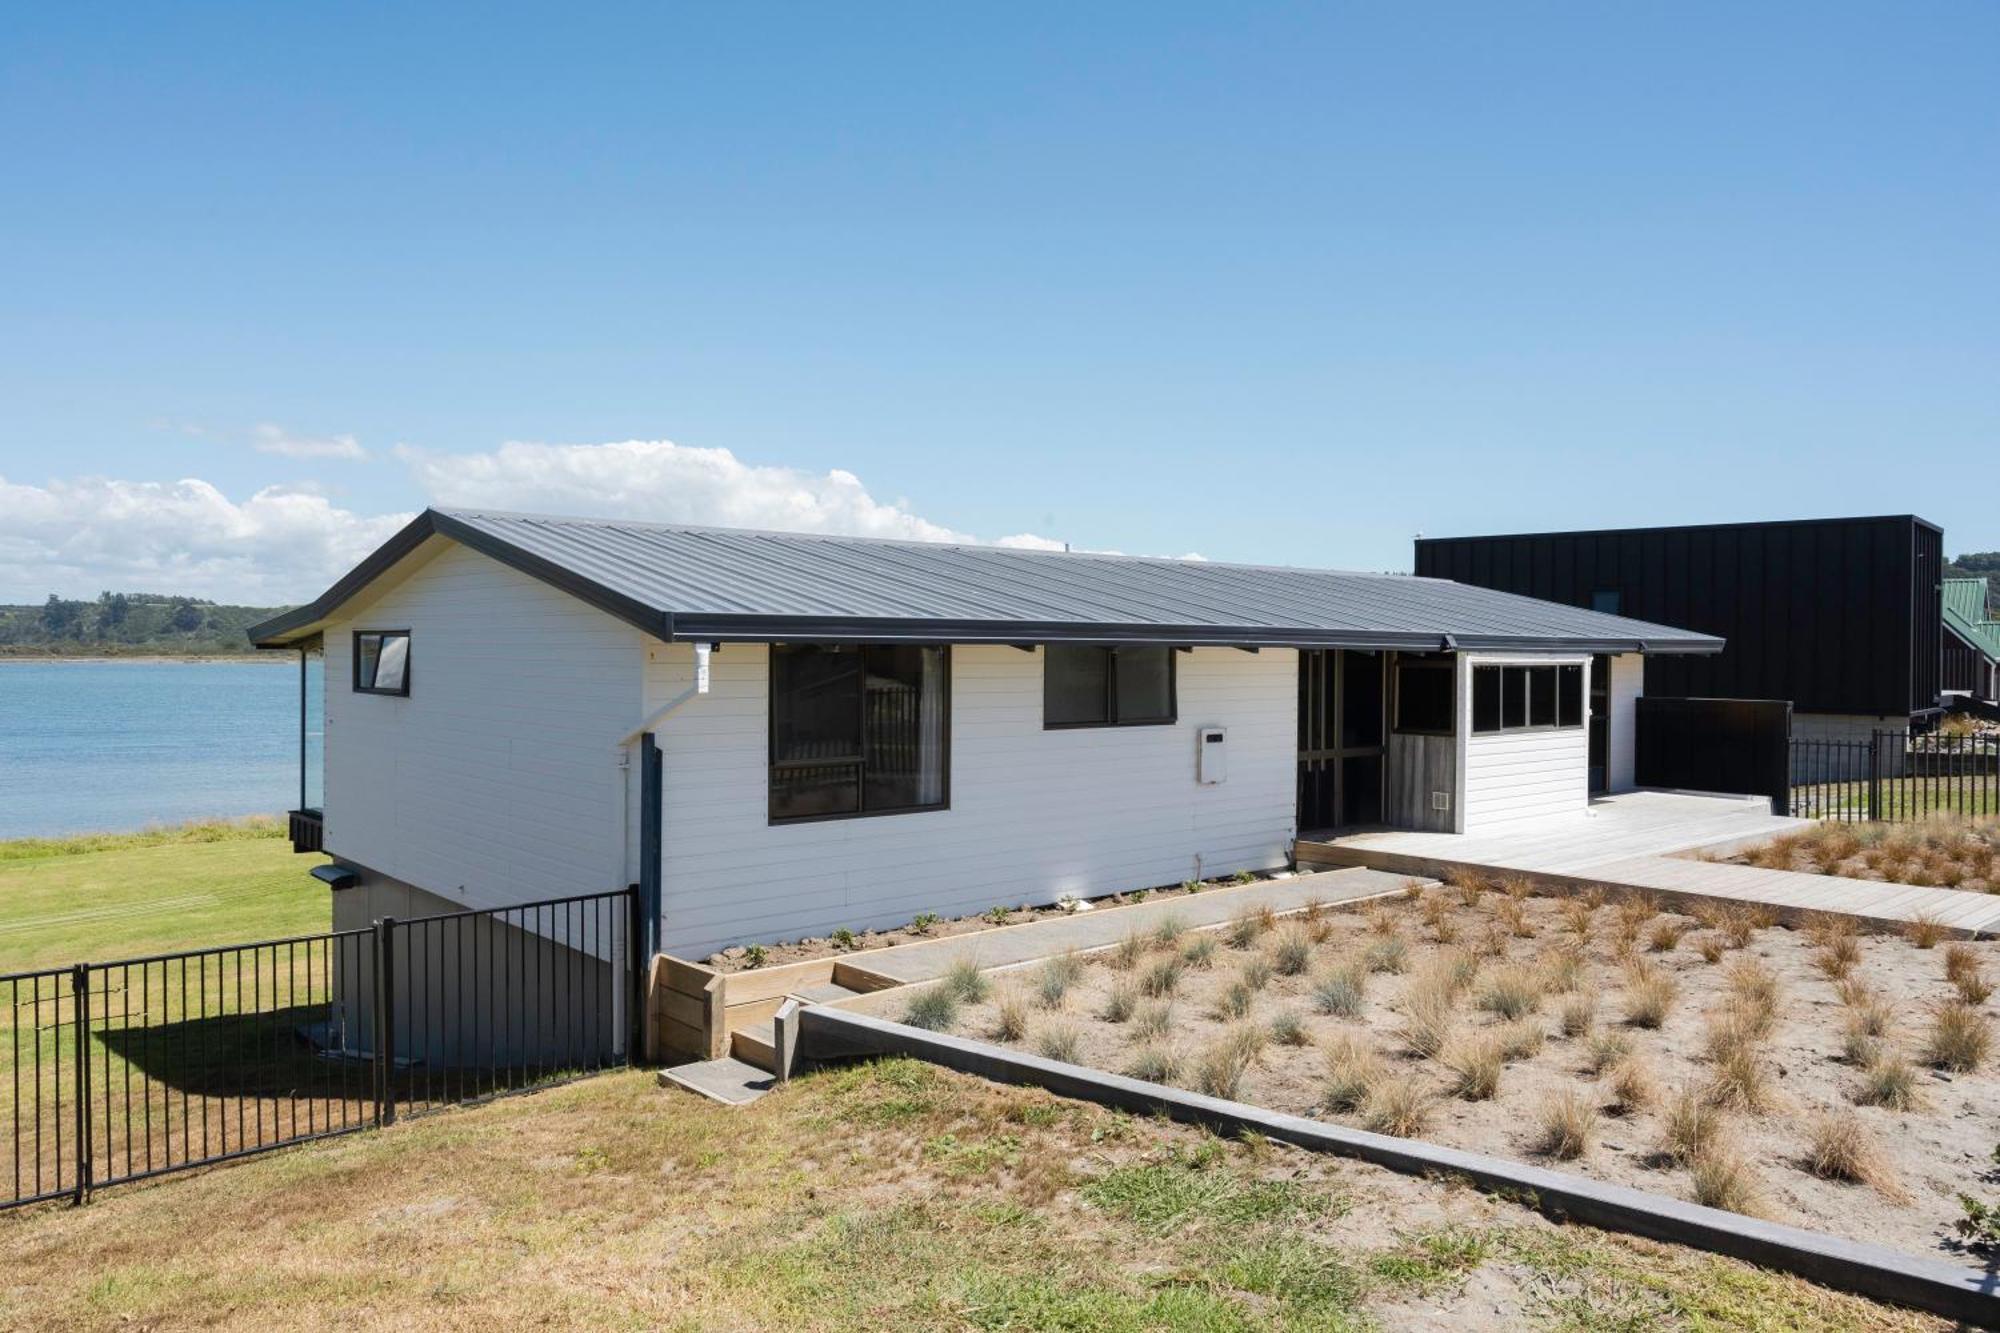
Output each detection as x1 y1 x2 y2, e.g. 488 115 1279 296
1791 730 2000 823
4 887 640 1210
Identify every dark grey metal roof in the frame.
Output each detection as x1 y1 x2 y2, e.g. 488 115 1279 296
247 508 1725 654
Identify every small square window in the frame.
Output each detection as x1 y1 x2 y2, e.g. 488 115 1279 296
353 631 411 696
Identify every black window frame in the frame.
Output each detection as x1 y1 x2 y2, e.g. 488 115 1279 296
767 643 952 825
1042 644 1179 729
1470 662 1588 735
351 629 411 696
1391 653 1456 736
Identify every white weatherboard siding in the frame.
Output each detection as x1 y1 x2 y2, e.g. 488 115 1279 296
1606 653 1642 793
646 643 1297 959
1459 653 1591 833
322 542 646 914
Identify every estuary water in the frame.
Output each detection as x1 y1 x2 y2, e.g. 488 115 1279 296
0 660 323 840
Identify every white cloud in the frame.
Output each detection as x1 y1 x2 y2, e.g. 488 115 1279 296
252 424 368 461
0 474 409 604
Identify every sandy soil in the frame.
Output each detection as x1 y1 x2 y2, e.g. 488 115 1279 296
858 884 2000 1262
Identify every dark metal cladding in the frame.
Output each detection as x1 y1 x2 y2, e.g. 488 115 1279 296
1416 515 1944 718
249 508 1723 655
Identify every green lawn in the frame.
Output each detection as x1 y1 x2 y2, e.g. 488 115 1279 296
0 820 329 972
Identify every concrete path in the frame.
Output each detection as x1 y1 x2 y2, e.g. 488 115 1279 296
826 866 1417 986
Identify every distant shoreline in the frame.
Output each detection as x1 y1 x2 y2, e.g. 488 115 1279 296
0 654 279 665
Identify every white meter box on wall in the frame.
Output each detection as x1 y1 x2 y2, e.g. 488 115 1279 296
1197 726 1227 784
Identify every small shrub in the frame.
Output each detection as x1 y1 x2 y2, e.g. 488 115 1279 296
1904 914 1947 949
1102 980 1139 1024
1444 1033 1504 1101
1360 1074 1432 1137
1607 1056 1658 1114
1536 1088 1598 1160
1125 1044 1181 1084
1495 1018 1546 1061
1132 999 1174 1043
831 927 857 950
1311 961 1368 1018
1140 954 1185 1000
1322 1032 1385 1112
1270 924 1314 977
1270 1010 1311 1047
1477 965 1543 1021
1720 905 1758 949
1648 918 1689 953
911 912 942 934
1558 990 1599 1038
1365 934 1409 974
904 983 959 1030
982 906 1011 925
1585 1030 1632 1074
1855 1049 1923 1110
1109 930 1148 971
1213 980 1255 1021
1180 934 1219 970
1806 1111 1907 1200
944 956 990 1004
1690 1145 1765 1216
1661 1086 1725 1164
993 990 1030 1042
1036 1021 1082 1063
743 944 769 968
1925 1000 1991 1071
1240 955 1275 991
1152 914 1188 948
1231 869 1256 885
1622 963 1678 1029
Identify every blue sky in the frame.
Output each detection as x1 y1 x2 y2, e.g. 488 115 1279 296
1 3 1995 602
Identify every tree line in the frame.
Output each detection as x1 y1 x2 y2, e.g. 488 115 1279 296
0 592 288 656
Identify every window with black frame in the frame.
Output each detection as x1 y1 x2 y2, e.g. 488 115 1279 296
1391 654 1455 734
1043 645 1176 727
769 644 949 822
352 630 410 695
1471 663 1584 734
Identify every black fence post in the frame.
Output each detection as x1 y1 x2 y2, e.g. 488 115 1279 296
374 918 396 1128
70 964 90 1206
627 885 646 1066
1867 731 1882 823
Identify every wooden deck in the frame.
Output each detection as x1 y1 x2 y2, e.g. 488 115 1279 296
1299 789 2000 936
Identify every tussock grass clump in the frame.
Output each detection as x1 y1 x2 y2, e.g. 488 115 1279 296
1035 1021 1082 1063
1036 951 1085 1009
1359 1073 1433 1137
1585 1030 1632 1074
993 990 1030 1042
904 983 960 1030
1806 1112 1908 1201
1814 934 1861 981
1903 914 1947 949
1311 960 1368 1018
1495 897 1534 940
1946 943 1993 1004
1269 924 1314 977
1500 875 1535 903
1240 955 1275 991
1363 934 1409 975
1802 910 1858 948
1621 962 1678 1029
1102 980 1139 1024
1443 1032 1504 1101
1132 999 1174 1043
1212 980 1255 1022
1661 1086 1726 1165
1535 1088 1598 1160
1690 1145 1766 1216
1495 1018 1547 1062
1855 1049 1923 1111
1398 968 1460 1060
1607 1056 1658 1114
1444 866 1487 907
1476 964 1543 1021
1322 1032 1386 1112
1558 989 1599 1038
944 956 990 1004
1723 956 1781 1029
1420 897 1461 946
1270 1011 1311 1048
1840 1005 1889 1066
1139 954 1185 1000
1180 933 1219 970
1561 896 1597 940
1110 930 1148 971
1152 914 1188 948
1227 906 1272 950
1648 917 1689 953
1693 934 1727 964
1192 1024 1266 1099
1706 1042 1779 1114
1363 901 1397 935
1720 904 1758 950
1924 1000 1991 1072
1610 915 1644 961
1125 1044 1181 1085
1539 947 1587 996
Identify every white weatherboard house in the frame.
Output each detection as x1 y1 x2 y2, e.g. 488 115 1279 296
249 509 1721 970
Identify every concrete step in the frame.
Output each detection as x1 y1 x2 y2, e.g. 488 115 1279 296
658 1056 774 1105
731 1020 778 1072
789 981 864 1005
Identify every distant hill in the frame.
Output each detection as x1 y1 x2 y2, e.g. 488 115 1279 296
1947 552 2000 615
0 593 291 657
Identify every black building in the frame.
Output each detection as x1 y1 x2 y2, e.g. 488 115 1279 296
1415 515 1945 726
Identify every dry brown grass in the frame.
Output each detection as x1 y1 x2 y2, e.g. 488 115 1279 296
1855 1048 1924 1111
1539 946 1587 995
1495 1018 1547 1062
1647 917 1689 953
1690 1143 1767 1217
994 989 1031 1042
1706 1041 1780 1115
1358 1072 1433 1137
1585 1030 1633 1074
1561 896 1596 940
1191 1023 1266 1098
1945 943 1993 1004
1606 1055 1659 1114
1109 929 1148 970
1443 1032 1504 1101
1902 914 1947 949
1661 1085 1726 1165
1805 1111 1910 1202
1500 874 1535 902
1534 1087 1598 1160
1495 896 1533 939
1558 989 1599 1038
1398 966 1460 1060
1268 923 1314 977
1476 963 1543 1021
1621 961 1678 1029
1322 1031 1386 1112
1923 1000 1991 1072
1693 933 1726 964
1444 865 1486 907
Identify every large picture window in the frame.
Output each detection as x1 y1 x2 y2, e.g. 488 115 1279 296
1043 645 1177 728
352 630 410 696
769 644 949 822
1471 663 1585 735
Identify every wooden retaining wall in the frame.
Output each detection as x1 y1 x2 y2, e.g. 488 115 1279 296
647 952 900 1062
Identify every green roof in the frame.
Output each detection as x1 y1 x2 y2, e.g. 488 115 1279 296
1944 577 2000 661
